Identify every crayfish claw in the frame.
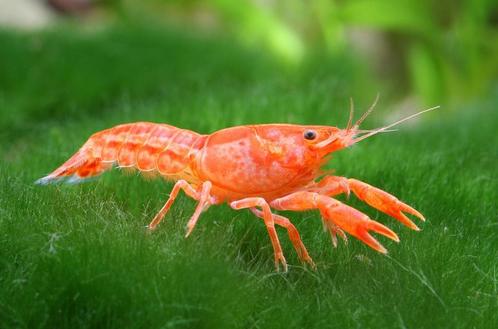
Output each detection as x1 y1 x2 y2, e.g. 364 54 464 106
320 198 400 254
348 179 425 230
389 210 420 231
400 203 426 222
367 220 400 243
357 230 388 254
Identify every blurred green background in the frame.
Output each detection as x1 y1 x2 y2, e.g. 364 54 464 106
0 1 497 329
1 0 497 116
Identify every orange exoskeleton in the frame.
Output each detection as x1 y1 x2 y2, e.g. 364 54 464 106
37 100 438 271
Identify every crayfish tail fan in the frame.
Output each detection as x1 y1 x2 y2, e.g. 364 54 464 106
35 130 115 185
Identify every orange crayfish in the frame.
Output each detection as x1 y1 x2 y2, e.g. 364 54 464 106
37 101 438 271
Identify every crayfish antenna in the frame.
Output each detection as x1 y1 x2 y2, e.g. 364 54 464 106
352 105 440 145
356 129 398 134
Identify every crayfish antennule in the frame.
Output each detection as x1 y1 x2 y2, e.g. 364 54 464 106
346 97 355 131
353 93 380 129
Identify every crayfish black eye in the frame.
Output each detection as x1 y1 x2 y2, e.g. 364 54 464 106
303 130 317 140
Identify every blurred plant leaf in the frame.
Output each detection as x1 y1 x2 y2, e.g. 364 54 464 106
79 0 498 107
212 0 305 65
312 0 346 52
408 42 443 106
338 0 436 35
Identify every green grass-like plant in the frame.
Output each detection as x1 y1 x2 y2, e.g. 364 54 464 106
0 24 497 329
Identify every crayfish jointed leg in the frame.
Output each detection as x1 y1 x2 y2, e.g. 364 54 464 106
148 180 213 237
230 197 287 272
251 208 316 269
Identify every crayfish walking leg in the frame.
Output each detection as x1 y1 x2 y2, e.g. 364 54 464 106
148 180 213 237
230 197 287 271
251 208 316 269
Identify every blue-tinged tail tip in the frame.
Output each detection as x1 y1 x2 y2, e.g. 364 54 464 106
35 175 59 185
35 176 50 185
35 174 90 185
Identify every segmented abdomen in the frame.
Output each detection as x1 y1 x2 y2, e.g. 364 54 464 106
36 122 206 184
